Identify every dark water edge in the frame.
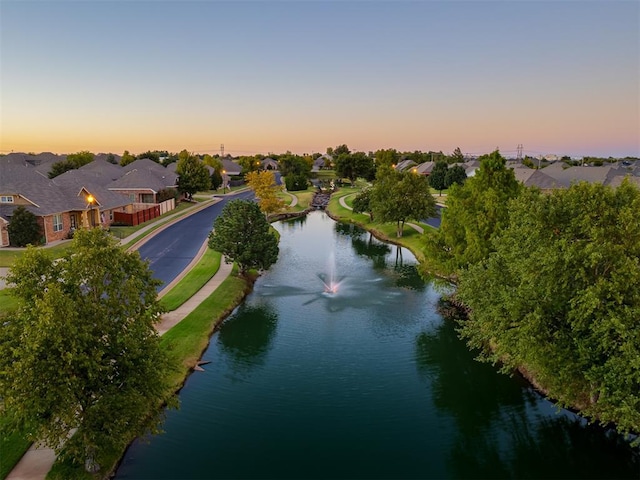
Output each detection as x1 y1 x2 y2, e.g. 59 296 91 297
116 211 640 480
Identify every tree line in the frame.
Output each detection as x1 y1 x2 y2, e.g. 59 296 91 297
423 150 640 438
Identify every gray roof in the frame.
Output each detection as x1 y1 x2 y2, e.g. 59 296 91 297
108 167 177 192
73 158 124 185
113 158 178 190
0 160 85 217
415 161 435 175
542 165 623 187
221 159 242 176
395 159 417 172
52 170 131 210
511 167 564 189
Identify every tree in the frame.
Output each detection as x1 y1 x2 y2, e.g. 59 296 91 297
423 150 521 277
7 206 41 246
428 161 449 194
371 168 436 237
352 188 374 221
0 228 171 470
445 164 467 188
238 155 261 175
278 153 312 192
374 149 400 169
208 200 279 276
334 151 374 185
136 150 161 163
176 150 211 198
66 151 94 169
456 181 640 437
120 150 136 167
450 147 465 163
246 170 286 217
333 144 351 156
106 153 117 164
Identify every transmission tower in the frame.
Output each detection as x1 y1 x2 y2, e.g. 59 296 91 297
517 144 523 160
220 144 224 157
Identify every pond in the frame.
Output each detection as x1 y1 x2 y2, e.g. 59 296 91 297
116 211 638 479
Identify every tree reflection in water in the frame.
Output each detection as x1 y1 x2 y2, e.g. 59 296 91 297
217 303 278 377
415 320 640 478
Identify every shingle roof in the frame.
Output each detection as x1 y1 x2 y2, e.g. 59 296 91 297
75 158 124 184
511 167 564 189
52 170 131 210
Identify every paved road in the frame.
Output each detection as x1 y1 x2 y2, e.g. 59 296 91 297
423 205 443 229
137 191 255 291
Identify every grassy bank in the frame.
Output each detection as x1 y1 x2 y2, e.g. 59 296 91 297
326 188 431 263
159 249 221 312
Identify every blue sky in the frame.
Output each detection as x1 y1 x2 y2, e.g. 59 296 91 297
1 0 638 157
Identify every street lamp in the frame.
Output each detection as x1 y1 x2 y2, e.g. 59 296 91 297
222 170 227 194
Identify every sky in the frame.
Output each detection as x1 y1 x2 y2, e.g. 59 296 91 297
1 0 638 158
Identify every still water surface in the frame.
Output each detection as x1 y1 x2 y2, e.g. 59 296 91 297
117 211 639 479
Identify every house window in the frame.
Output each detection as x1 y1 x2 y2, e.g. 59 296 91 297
0 196 14 203
53 214 63 232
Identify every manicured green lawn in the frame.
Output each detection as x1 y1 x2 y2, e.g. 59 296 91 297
159 249 221 312
326 187 431 263
0 241 74 268
160 266 248 387
0 289 19 316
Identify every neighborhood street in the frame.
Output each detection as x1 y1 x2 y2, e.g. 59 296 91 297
137 190 255 291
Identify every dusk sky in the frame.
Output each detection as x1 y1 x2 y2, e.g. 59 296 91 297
1 0 638 158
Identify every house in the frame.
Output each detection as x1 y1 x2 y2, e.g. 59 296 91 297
312 154 333 172
0 157 131 245
220 158 242 176
108 158 178 204
511 166 564 192
394 159 417 172
414 161 435 176
261 157 279 170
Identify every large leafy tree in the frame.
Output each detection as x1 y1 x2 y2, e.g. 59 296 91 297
335 151 375 185
0 228 171 470
445 164 467 188
423 150 521 277
371 167 436 237
176 150 211 197
428 161 449 194
208 200 279 276
457 181 640 436
7 206 41 246
246 170 285 217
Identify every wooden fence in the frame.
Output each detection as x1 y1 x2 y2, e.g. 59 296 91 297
113 205 161 226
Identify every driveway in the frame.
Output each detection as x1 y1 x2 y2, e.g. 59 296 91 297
137 190 255 291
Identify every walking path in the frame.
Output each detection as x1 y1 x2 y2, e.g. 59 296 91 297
284 191 298 207
338 193 425 234
5 198 232 480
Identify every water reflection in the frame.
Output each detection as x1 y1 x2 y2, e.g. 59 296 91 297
416 321 640 478
217 302 278 376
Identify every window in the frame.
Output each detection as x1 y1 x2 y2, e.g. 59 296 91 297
53 214 63 232
0 196 14 203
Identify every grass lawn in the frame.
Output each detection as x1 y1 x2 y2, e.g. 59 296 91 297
0 241 74 268
160 266 249 386
327 187 431 263
0 289 19 316
159 249 221 312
